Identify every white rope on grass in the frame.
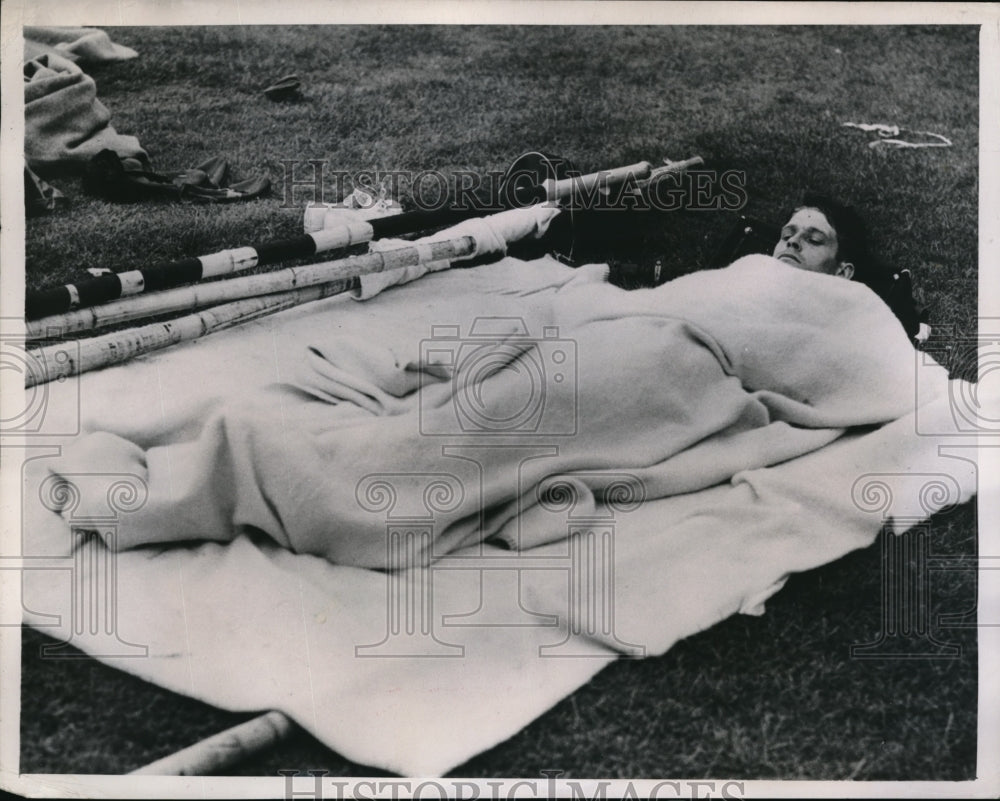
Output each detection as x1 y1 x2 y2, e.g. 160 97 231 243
842 121 953 149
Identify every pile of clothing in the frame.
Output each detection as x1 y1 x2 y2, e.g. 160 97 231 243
23 27 268 215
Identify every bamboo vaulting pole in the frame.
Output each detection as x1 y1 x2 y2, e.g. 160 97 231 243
27 236 475 340
25 236 475 386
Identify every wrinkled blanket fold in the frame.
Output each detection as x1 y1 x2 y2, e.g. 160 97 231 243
47 255 931 568
20 254 980 776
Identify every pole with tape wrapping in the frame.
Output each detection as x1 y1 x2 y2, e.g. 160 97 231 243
25 236 475 387
26 156 705 333
26 236 474 339
28 215 376 320
24 157 684 320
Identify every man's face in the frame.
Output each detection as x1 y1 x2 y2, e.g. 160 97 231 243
773 207 843 274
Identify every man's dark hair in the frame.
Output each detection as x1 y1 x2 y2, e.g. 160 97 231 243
797 192 868 273
796 192 924 338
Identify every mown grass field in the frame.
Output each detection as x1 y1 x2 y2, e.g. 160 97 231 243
20 25 979 780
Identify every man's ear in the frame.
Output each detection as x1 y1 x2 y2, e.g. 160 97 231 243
835 261 855 280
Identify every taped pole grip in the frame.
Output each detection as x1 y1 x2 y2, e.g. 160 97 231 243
24 224 374 320
369 206 483 238
25 236 475 382
25 272 149 320
26 235 476 339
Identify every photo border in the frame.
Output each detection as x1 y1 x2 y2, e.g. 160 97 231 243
2 2 997 798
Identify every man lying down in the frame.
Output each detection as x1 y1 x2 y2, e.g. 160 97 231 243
48 194 929 570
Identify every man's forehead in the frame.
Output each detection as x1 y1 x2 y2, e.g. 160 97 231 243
784 208 837 234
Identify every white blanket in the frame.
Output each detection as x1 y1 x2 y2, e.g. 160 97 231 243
17 255 981 776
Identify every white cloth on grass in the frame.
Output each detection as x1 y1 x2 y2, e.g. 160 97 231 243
20 254 981 776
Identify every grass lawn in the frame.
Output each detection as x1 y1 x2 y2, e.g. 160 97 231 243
19 24 980 780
